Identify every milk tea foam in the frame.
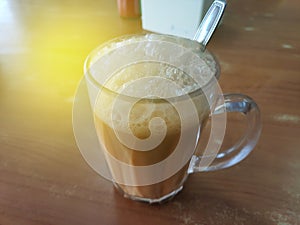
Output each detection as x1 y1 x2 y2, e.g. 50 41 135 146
89 34 217 200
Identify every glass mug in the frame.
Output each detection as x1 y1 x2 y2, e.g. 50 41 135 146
83 33 261 203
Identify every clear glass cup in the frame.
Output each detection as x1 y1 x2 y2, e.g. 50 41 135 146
82 33 261 203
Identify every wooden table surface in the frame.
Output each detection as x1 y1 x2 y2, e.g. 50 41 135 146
1 0 299 224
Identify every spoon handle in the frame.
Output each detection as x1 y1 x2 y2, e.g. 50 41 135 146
193 0 227 48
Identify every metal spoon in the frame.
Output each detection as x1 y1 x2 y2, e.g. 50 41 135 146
193 0 227 49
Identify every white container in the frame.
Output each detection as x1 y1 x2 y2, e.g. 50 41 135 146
141 0 214 39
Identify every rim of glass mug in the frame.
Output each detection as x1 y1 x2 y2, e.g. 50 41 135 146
83 33 221 102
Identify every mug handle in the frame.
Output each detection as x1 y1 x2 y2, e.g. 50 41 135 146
189 93 262 172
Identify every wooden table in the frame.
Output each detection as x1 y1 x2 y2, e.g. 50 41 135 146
1 0 299 224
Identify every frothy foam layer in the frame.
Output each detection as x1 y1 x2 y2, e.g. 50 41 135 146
106 61 207 98
87 33 217 98
95 61 212 132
